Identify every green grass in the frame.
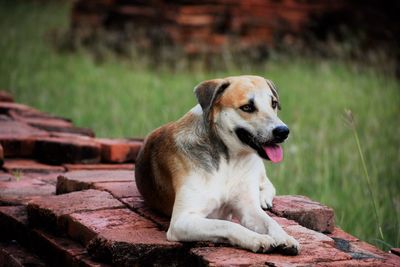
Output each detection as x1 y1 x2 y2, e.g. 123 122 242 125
1 0 399 250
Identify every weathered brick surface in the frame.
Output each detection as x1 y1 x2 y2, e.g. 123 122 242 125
27 189 124 232
0 175 55 205
56 170 134 194
64 163 134 171
87 225 182 266
0 102 39 115
93 182 139 199
30 229 87 267
3 159 66 173
0 90 13 102
271 195 335 233
0 206 29 244
0 120 49 157
121 197 170 231
35 136 101 164
0 171 14 182
391 248 400 256
0 144 3 167
96 138 142 163
0 241 46 267
65 208 157 245
10 109 95 137
0 205 109 267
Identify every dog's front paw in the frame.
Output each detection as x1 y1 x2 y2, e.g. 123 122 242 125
273 235 300 255
260 185 275 210
248 234 276 253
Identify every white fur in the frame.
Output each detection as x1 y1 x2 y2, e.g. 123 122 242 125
166 79 299 253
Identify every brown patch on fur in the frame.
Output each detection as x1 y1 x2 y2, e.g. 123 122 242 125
135 123 188 216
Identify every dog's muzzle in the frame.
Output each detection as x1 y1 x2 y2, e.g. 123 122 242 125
235 126 289 163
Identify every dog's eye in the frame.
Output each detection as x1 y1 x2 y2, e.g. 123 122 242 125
239 103 256 113
271 99 278 109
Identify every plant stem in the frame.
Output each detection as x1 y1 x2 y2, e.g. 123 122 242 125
346 109 385 241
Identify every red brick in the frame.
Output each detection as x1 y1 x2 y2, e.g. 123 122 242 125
3 159 66 173
271 195 335 233
87 224 182 266
92 181 139 199
8 108 70 122
34 136 101 164
56 170 134 194
0 242 46 267
0 120 49 157
96 138 142 163
120 197 170 231
65 208 157 245
0 102 39 115
0 206 29 244
78 255 111 267
189 215 352 266
391 248 400 256
308 259 390 266
348 241 400 266
25 171 65 185
27 189 124 232
0 90 13 102
328 227 360 242
9 109 95 137
0 171 14 182
0 205 108 267
30 229 86 267
0 176 55 205
274 216 334 245
64 163 134 171
0 144 3 167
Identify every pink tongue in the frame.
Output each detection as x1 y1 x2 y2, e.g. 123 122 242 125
263 145 283 163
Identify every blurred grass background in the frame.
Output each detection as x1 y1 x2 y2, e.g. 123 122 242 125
0 0 399 250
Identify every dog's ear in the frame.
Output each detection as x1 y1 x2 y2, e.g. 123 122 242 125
194 79 230 113
265 79 281 110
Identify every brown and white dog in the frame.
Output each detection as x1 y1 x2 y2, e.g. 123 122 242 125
135 75 300 254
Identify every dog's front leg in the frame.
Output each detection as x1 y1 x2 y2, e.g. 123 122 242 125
236 200 300 255
167 213 276 253
259 172 276 210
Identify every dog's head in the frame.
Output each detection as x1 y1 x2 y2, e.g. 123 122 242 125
194 75 289 163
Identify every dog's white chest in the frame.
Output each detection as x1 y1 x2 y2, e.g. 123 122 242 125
182 154 263 218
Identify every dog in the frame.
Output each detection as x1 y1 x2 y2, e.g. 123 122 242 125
135 75 300 254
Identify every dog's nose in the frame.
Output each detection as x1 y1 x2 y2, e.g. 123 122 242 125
273 126 290 141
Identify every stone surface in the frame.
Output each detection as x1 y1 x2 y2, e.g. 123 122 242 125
65 208 157 245
27 189 124 232
34 136 101 164
64 163 134 171
3 159 66 173
0 120 49 157
56 170 134 194
271 195 335 233
0 241 46 267
96 138 142 163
